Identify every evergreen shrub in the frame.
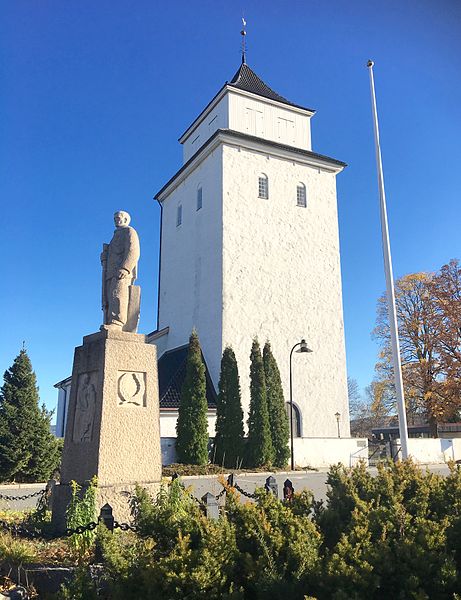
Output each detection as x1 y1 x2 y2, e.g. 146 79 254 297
176 330 209 465
213 346 244 469
263 341 290 468
0 349 61 482
246 339 274 468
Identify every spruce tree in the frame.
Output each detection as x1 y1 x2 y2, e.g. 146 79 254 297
213 346 244 468
263 341 290 468
0 349 61 482
246 339 274 468
176 330 209 465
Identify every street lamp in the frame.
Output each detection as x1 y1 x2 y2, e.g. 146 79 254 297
289 339 312 471
335 412 341 438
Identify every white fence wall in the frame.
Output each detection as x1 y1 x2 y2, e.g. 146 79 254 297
293 437 368 469
404 438 461 464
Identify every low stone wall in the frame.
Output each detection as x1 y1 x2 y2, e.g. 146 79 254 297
292 437 368 469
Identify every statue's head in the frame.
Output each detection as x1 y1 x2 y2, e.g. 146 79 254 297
114 211 131 228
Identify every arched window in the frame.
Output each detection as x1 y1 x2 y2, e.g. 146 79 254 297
285 402 302 437
176 204 182 227
297 183 306 207
258 173 269 199
196 185 203 211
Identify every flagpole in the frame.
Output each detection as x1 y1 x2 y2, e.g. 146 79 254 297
367 60 409 460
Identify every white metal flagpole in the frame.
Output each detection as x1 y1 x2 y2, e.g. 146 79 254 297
367 60 409 460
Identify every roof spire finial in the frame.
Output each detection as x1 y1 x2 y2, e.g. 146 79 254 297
240 16 247 64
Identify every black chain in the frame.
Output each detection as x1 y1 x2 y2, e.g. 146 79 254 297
64 522 98 536
113 521 138 532
216 487 226 500
233 482 257 499
0 488 46 501
190 493 207 509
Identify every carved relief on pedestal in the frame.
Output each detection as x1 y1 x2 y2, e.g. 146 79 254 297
117 371 146 407
73 372 97 443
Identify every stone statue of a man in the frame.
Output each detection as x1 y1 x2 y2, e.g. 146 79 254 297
101 211 140 331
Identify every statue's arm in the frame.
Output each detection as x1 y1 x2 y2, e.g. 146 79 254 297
119 228 140 275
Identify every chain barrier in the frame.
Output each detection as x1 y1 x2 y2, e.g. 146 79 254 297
113 521 137 532
215 487 227 500
0 488 46 502
232 481 258 499
0 517 139 540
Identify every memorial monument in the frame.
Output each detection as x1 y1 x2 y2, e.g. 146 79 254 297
52 212 161 529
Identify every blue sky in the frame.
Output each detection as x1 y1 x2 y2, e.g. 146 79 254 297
1 0 460 416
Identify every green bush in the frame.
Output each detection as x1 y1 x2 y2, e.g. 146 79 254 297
57 461 461 599
66 477 98 561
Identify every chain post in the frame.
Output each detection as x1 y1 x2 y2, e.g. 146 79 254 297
99 503 114 532
227 473 234 487
45 478 57 510
201 492 219 520
283 479 294 502
265 476 278 498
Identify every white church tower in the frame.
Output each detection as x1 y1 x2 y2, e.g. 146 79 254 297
153 56 352 450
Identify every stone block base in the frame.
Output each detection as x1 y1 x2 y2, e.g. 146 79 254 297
51 481 161 533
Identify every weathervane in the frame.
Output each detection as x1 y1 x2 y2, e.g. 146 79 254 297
241 17 247 64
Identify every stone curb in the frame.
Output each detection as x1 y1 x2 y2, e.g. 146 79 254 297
0 482 46 490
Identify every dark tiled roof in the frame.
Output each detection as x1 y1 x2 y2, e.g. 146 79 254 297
158 345 217 410
228 63 315 113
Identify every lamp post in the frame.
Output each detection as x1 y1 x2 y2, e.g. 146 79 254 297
289 339 312 471
335 412 341 438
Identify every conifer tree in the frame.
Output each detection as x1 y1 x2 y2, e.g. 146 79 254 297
213 346 244 468
246 339 274 468
0 348 61 482
263 341 290 468
176 330 209 465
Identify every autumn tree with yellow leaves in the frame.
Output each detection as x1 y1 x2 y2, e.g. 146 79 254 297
373 260 461 436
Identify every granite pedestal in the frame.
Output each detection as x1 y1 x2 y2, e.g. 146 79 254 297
52 328 161 530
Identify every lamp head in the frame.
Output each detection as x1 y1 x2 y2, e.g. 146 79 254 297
297 339 313 353
335 412 341 420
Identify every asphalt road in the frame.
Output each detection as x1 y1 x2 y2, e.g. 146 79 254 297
0 464 451 512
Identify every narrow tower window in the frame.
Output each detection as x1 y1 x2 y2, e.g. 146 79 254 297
176 204 182 227
197 186 203 211
258 174 269 199
297 183 307 208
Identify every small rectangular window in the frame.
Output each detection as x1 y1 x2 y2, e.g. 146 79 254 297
197 187 202 211
297 185 306 208
258 176 269 199
176 205 182 227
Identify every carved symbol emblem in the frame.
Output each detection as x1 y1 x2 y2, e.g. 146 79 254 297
118 371 146 406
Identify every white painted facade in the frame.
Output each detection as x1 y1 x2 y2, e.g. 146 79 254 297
156 69 351 442
181 86 313 163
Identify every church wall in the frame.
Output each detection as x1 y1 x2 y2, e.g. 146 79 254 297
182 96 229 163
228 91 312 151
221 143 350 438
157 147 224 390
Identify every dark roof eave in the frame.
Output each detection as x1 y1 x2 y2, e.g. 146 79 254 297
155 129 347 200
